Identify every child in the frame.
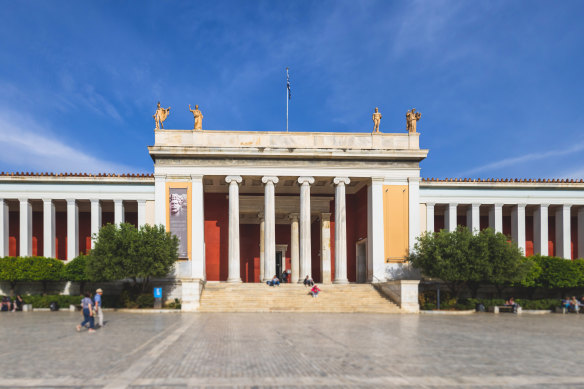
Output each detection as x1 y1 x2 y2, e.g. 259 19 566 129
311 285 321 298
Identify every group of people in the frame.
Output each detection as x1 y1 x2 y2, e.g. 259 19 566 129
505 297 520 312
266 273 321 298
562 296 584 312
76 288 104 333
0 295 23 312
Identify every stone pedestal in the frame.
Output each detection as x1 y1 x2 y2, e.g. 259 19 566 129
181 278 204 312
377 280 420 313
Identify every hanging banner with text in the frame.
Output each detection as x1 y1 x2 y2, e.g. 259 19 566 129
169 187 188 258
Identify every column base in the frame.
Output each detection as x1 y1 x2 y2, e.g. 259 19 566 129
333 279 349 284
227 278 242 283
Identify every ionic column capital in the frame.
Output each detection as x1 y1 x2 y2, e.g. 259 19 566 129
66 199 76 206
262 176 279 185
289 212 299 222
333 177 350 185
298 176 315 185
321 212 331 221
42 198 53 204
225 175 242 184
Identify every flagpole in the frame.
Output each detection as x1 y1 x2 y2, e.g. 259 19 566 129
286 67 289 132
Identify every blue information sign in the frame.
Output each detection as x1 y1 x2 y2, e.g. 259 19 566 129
153 287 162 298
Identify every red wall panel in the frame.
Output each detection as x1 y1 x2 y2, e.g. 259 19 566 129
55 212 67 260
240 224 260 282
9 212 19 257
548 216 555 256
571 216 577 260
525 216 534 257
32 211 43 256
79 212 91 255
204 193 228 281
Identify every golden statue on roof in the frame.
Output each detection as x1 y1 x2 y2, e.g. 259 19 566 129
406 108 421 133
372 107 382 133
189 104 204 130
153 102 171 129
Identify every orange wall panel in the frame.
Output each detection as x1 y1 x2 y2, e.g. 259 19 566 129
383 185 409 262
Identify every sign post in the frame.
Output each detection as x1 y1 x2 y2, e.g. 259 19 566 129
154 287 162 309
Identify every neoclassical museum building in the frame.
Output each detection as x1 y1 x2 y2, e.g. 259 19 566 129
1 115 584 310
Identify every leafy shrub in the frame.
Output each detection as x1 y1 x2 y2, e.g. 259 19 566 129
22 294 81 308
136 294 155 308
164 298 181 309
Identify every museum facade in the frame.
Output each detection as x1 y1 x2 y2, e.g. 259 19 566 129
1 127 584 308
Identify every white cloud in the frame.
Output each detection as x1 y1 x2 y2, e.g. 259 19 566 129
0 110 137 174
457 142 584 177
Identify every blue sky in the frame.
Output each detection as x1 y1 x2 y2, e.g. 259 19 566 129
1 1 584 178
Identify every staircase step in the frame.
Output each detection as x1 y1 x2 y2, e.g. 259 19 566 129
198 283 402 313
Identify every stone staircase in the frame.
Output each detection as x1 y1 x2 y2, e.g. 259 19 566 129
198 282 402 313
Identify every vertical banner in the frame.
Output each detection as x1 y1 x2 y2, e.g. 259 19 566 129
169 188 188 258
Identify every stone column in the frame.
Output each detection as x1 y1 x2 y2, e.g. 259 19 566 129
298 176 314 280
0 199 8 257
556 204 571 259
262 176 278 280
191 175 206 279
426 203 435 233
368 178 384 282
43 199 56 258
489 203 503 233
408 177 420 252
66 199 78 261
445 203 458 232
534 204 549 256
578 207 584 259
154 174 166 226
334 177 350 284
114 200 124 225
90 199 101 248
259 212 265 282
226 175 242 283
289 213 299 283
137 200 146 227
466 204 480 235
511 204 526 254
320 212 332 284
19 198 32 257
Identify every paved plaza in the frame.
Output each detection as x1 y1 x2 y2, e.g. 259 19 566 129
0 312 583 388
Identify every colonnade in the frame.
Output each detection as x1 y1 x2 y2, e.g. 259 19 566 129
426 202 584 259
224 175 351 284
0 198 147 261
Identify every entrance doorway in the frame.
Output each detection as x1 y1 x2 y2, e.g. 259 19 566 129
356 239 367 283
275 251 282 278
275 244 288 281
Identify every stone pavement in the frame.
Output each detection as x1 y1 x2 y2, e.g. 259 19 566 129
1 312 584 388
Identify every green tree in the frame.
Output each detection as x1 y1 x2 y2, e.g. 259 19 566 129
0 257 22 296
474 228 526 297
87 223 179 292
532 255 580 296
23 257 64 294
407 227 526 298
62 255 90 293
407 226 478 297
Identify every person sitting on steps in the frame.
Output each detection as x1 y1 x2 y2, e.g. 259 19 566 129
310 284 321 298
266 275 280 287
303 275 314 287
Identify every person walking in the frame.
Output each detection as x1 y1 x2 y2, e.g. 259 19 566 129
77 292 95 333
94 288 104 328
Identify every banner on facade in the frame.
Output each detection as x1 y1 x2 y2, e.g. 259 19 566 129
169 188 188 258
